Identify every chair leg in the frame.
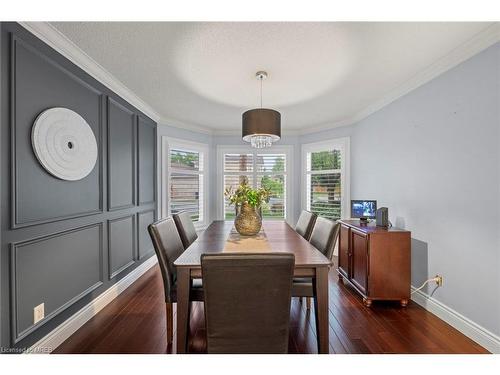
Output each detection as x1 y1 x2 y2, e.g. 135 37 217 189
166 302 173 345
306 297 311 310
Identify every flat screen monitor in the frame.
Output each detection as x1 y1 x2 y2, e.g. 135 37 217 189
351 200 377 219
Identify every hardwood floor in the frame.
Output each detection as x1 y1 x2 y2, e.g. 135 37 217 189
54 258 488 354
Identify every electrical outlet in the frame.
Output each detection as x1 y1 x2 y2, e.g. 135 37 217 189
435 275 443 287
34 303 45 324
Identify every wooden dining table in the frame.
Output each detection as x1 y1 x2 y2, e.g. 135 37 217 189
173 220 332 354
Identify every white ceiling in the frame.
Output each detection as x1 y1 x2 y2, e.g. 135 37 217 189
50 22 495 132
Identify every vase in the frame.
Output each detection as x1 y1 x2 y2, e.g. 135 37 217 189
234 202 262 236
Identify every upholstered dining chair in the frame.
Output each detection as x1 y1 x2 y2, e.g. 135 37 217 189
293 217 340 310
173 211 198 250
295 210 317 241
148 217 203 345
201 253 295 354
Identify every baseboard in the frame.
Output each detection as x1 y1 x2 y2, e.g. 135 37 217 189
25 255 158 354
411 286 500 354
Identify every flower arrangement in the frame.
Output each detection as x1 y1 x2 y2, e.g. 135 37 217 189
224 177 270 209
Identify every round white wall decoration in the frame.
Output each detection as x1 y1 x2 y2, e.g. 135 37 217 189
31 107 98 181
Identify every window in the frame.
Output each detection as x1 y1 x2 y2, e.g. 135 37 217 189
302 138 350 220
217 146 292 223
162 137 209 227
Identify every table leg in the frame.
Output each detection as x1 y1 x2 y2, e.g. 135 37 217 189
313 266 329 354
176 267 190 354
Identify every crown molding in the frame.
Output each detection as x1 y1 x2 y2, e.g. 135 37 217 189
297 23 500 135
19 22 500 138
18 22 162 122
159 116 214 135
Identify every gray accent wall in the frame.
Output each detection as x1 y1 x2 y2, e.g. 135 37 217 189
12 224 103 343
0 23 157 349
13 37 103 226
108 97 136 211
108 215 136 279
299 42 500 337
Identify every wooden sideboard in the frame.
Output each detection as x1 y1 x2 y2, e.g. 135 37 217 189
337 220 411 307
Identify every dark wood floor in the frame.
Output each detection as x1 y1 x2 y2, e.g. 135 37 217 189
54 258 488 354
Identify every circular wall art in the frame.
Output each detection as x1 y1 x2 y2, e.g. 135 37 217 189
31 107 98 181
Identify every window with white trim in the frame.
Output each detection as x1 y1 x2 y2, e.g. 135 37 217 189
162 137 209 227
302 138 350 220
218 146 292 223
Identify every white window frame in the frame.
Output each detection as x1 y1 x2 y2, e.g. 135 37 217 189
216 145 293 226
161 136 210 229
301 137 350 220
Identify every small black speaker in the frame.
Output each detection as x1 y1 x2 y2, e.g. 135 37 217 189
376 207 389 227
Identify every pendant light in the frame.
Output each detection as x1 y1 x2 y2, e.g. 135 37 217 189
242 71 281 148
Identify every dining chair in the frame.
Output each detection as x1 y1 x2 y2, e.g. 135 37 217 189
295 210 317 241
173 211 198 250
201 253 295 354
148 217 204 345
293 217 340 309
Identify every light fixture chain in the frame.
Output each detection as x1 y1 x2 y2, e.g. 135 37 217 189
260 75 263 108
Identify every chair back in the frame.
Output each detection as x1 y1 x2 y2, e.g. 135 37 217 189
309 217 340 260
295 210 317 240
201 253 295 354
173 211 198 249
148 217 185 302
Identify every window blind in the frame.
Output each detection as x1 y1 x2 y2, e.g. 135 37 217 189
257 175 285 218
224 154 253 172
307 173 341 220
170 149 203 222
223 152 286 220
306 149 342 220
255 154 285 172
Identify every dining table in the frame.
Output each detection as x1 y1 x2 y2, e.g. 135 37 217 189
173 220 332 354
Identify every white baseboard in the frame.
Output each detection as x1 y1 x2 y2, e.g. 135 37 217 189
411 286 500 354
26 256 158 354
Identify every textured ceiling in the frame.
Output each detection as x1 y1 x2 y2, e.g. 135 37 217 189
51 22 494 131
